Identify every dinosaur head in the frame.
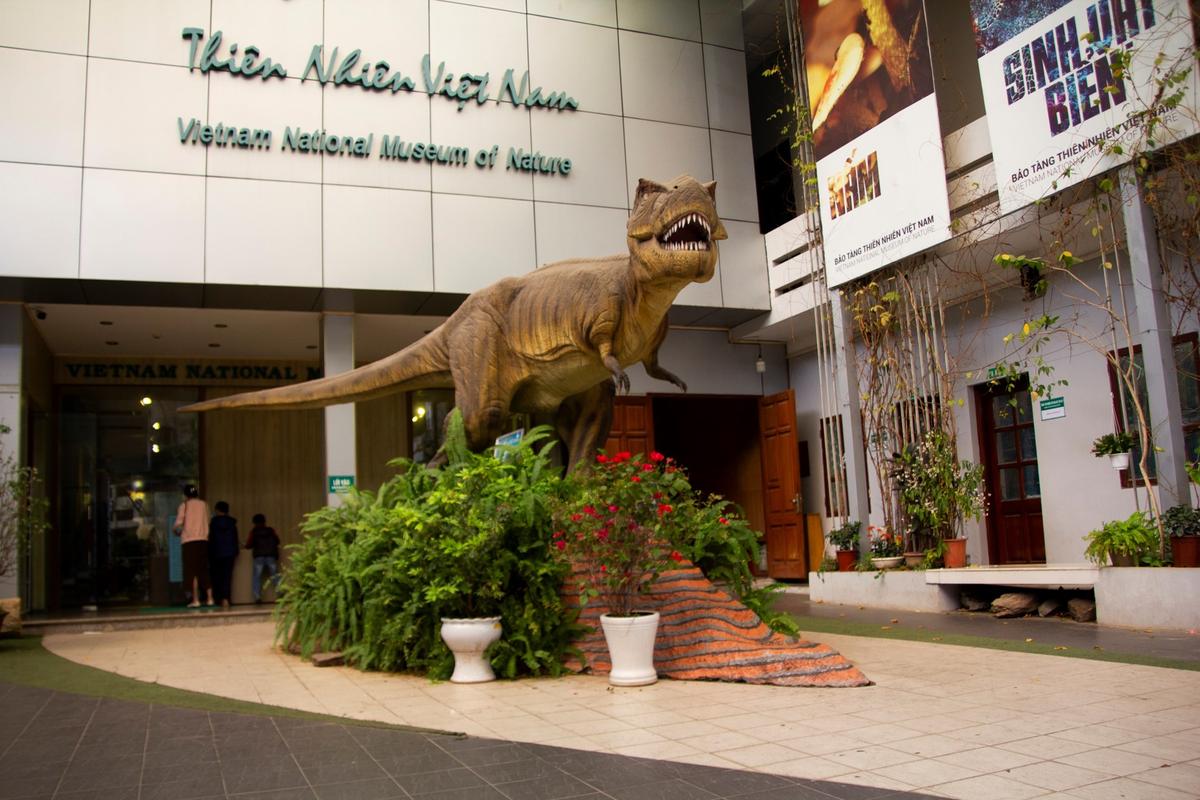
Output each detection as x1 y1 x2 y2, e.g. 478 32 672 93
627 175 728 284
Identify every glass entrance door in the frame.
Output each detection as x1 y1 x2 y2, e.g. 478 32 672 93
57 387 199 607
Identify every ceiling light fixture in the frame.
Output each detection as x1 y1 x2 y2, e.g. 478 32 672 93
208 343 220 348
105 340 119 346
100 321 114 326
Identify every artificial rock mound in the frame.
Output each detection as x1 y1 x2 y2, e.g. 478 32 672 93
567 565 870 687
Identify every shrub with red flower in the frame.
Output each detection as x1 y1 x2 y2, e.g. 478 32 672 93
868 525 903 557
554 451 691 617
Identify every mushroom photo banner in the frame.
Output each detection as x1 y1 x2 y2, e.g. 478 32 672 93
800 0 952 288
970 0 1199 215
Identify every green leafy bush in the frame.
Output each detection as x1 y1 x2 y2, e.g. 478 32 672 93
1083 512 1159 565
1161 505 1200 538
827 520 861 552
1091 431 1136 456
276 412 581 680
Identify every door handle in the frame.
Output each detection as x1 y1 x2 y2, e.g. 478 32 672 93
792 493 801 513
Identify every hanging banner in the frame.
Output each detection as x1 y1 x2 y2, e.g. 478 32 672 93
801 0 953 288
970 0 1200 214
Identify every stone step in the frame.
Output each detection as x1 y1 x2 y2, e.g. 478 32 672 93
22 606 273 635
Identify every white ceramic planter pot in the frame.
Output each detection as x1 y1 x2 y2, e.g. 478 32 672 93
1108 452 1131 470
440 616 502 683
599 611 660 687
873 556 903 570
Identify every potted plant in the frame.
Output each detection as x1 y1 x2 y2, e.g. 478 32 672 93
556 450 689 686
1091 431 1136 470
827 520 861 572
0 422 49 635
1162 504 1200 568
868 525 903 569
892 430 985 569
1084 511 1158 566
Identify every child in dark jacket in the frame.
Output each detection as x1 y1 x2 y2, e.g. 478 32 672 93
245 513 281 604
208 501 239 609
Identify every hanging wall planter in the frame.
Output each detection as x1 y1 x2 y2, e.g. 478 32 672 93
1107 452 1131 470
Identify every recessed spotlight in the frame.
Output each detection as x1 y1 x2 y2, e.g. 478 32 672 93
208 343 220 348
305 344 318 350
139 396 153 406
151 443 160 454
105 340 119 346
151 334 161 340
99 321 114 326
214 323 228 329
152 422 161 431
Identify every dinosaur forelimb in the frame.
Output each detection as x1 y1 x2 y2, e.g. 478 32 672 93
603 354 630 394
644 362 687 393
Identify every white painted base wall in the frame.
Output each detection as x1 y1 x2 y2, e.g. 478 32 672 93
809 567 1200 631
1095 568 1200 630
808 571 959 613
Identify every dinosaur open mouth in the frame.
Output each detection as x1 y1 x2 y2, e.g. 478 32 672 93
658 213 712 251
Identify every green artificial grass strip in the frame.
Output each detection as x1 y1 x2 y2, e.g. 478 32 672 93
790 613 1200 672
0 636 460 735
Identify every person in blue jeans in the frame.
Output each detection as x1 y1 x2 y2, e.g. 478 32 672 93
245 512 281 604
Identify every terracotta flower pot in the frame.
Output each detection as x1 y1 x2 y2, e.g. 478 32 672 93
1172 535 1200 568
943 538 967 568
835 550 857 572
903 552 924 568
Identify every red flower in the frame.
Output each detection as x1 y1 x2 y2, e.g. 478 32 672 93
657 503 673 516
570 513 582 522
596 454 609 463
642 463 654 472
554 540 566 551
600 564 607 573
583 504 597 517
553 530 563 539
608 504 619 512
630 476 641 482
650 451 665 462
653 492 663 500
670 550 684 562
719 517 728 525
617 451 632 461
597 529 609 541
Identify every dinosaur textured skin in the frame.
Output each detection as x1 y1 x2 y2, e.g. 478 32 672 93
181 175 727 468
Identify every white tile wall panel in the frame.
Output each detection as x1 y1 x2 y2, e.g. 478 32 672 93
531 111 626 208
323 185 433 291
0 163 80 279
622 118 712 205
429 100 534 201
674 262 723 307
699 0 743 50
533 202 628 266
206 74 322 184
84 58 207 175
89 0 211 68
433 194 535 293
710 130 758 223
324 88 432 191
703 44 751 134
210 0 323 81
0 0 89 54
457 0 526 12
528 15 621 117
718 220 769 310
618 32 707 128
324 0 429 70
80 169 205 283
429 2 528 103
616 0 700 40
205 177 322 287
0 49 86 166
527 0 616 27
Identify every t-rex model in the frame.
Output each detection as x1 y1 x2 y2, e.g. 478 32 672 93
182 175 727 468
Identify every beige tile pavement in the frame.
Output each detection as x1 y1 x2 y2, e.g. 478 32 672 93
43 622 1200 799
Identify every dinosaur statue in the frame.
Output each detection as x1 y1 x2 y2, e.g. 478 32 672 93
181 175 727 468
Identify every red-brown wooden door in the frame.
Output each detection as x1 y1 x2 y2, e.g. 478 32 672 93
759 390 806 578
976 380 1046 564
605 396 654 456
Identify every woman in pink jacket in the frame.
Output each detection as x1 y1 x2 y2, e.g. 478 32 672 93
174 485 214 607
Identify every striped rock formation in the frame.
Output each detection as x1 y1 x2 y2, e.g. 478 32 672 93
567 565 870 687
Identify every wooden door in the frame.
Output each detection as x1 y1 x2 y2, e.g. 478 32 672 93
605 396 654 456
976 380 1046 564
759 390 806 578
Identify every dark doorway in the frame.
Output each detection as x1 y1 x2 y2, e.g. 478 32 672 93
976 379 1046 564
651 395 768 565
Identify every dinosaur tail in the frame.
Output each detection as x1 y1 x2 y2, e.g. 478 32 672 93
180 333 452 413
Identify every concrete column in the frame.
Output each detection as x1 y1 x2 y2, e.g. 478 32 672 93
0 305 21 599
1121 165 1190 510
829 291 871 550
322 314 356 507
